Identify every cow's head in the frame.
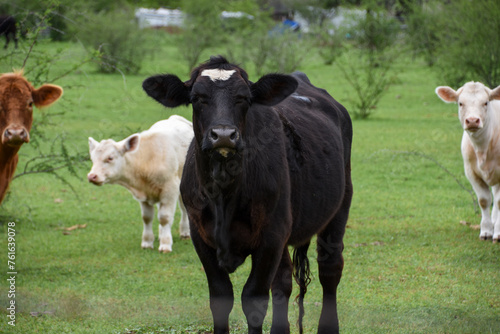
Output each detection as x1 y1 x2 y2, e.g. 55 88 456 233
436 82 500 133
0 72 63 148
87 135 140 186
142 56 298 159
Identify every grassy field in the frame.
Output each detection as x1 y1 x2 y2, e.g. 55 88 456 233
1 35 499 334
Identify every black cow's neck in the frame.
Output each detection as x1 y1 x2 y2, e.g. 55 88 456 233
195 144 246 272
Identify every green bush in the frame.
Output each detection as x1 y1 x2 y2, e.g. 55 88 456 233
178 0 224 73
434 0 500 87
75 9 149 74
337 47 397 120
332 5 401 119
405 0 500 87
404 1 441 66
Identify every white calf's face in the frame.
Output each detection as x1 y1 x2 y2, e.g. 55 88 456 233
436 82 500 133
87 135 139 185
456 84 490 132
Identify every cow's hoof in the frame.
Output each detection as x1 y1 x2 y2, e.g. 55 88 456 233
141 242 154 249
493 237 499 244
159 246 172 253
480 234 493 241
180 234 191 240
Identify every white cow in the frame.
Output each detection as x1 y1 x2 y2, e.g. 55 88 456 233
436 82 500 242
87 115 194 252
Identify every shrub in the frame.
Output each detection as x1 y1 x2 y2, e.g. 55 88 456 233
434 0 500 87
75 9 149 74
404 1 441 66
312 24 345 66
337 48 397 120
178 0 224 73
405 0 500 87
334 5 401 119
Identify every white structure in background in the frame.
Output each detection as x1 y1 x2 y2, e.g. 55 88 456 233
294 7 365 34
135 8 185 29
135 8 254 29
220 11 254 20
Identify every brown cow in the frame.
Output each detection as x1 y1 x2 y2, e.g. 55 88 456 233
0 71 63 204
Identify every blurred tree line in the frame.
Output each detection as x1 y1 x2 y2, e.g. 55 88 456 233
1 0 499 116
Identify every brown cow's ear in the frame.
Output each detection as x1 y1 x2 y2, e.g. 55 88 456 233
435 86 458 103
32 84 63 108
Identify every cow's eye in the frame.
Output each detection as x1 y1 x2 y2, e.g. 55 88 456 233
106 156 114 163
28 101 33 108
459 102 463 107
484 102 488 107
235 96 248 105
192 95 209 105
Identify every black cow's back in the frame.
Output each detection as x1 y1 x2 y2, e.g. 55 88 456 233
275 73 352 245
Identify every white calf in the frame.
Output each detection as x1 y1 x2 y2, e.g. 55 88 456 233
436 82 500 242
87 115 194 252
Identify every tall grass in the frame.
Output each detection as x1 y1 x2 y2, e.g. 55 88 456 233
0 39 499 334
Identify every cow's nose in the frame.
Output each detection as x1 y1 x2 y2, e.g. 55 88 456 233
465 117 480 128
87 173 98 183
209 126 240 149
4 128 29 144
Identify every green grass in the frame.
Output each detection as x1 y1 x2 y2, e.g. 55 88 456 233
1 36 499 334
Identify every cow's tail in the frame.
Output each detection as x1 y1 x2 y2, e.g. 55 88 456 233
293 242 311 334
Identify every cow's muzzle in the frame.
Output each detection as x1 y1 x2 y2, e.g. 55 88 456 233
3 127 30 146
465 117 482 132
206 126 241 157
87 173 104 186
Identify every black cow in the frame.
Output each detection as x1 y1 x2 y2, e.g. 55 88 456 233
143 56 353 334
0 15 18 49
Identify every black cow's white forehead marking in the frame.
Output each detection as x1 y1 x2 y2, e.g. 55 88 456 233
201 69 236 82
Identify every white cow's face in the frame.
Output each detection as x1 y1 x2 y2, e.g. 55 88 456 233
436 82 500 133
456 84 490 132
87 135 139 185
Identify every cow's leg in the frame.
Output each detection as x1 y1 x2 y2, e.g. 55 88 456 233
4 35 9 49
157 199 176 253
270 248 293 334
242 242 284 334
140 201 155 249
178 195 190 239
466 170 493 240
317 169 352 334
192 226 234 334
492 185 500 242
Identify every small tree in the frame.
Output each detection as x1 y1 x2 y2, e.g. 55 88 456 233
334 3 401 119
179 0 224 73
337 48 396 119
404 0 441 66
74 8 150 74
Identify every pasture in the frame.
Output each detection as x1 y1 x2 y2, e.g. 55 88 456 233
1 36 499 333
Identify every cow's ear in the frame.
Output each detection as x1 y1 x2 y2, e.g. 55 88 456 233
251 74 298 106
489 85 500 101
122 134 140 154
32 84 63 108
143 74 191 108
435 86 458 103
88 137 99 153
